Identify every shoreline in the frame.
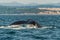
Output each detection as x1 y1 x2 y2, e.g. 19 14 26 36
38 8 60 15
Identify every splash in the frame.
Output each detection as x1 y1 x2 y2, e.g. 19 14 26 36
0 25 56 30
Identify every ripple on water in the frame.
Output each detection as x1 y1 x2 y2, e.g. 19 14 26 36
0 28 60 40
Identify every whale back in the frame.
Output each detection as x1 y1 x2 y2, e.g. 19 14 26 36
10 19 42 28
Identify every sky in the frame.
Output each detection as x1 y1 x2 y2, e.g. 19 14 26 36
0 0 59 4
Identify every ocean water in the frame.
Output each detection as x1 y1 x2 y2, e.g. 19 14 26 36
0 28 59 40
0 6 60 40
0 15 60 27
0 15 60 40
0 7 41 14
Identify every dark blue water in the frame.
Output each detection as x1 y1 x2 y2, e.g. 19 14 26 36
0 28 59 40
0 15 60 40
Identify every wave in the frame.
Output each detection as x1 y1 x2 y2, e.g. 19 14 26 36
0 25 56 30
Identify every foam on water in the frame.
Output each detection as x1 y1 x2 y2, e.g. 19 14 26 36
0 25 56 30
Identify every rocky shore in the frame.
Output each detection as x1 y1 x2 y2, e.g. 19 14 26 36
38 8 60 15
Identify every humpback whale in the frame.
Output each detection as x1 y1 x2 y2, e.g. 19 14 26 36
10 19 42 28
0 19 45 30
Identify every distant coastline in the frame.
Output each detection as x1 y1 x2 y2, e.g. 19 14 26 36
38 8 60 15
